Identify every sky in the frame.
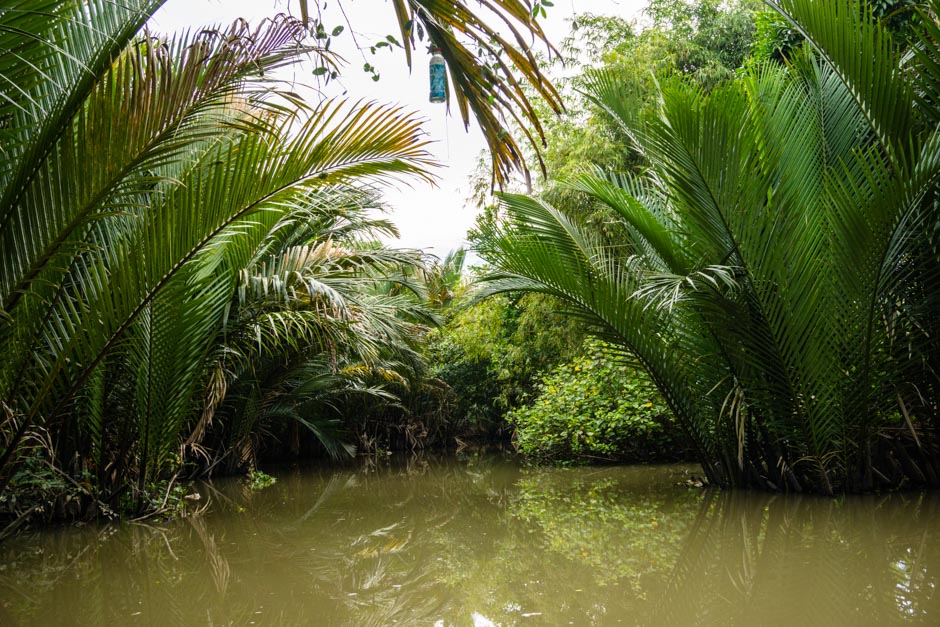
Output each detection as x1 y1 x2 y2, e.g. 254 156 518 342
151 0 648 259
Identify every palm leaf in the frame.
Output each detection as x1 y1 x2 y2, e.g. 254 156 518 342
298 0 563 187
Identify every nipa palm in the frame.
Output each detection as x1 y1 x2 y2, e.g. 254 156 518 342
477 0 940 493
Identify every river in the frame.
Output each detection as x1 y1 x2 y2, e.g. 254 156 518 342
1 453 938 625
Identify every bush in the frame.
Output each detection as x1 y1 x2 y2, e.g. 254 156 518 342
426 293 584 436
508 340 689 464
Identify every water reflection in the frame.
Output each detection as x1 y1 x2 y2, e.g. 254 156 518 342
1 454 938 625
655 490 940 626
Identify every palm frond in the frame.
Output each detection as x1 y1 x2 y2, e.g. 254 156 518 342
766 0 913 160
298 0 563 186
475 13 940 491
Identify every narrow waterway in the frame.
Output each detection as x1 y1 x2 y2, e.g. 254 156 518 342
1 453 938 625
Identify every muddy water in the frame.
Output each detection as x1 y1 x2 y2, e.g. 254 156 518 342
1 454 938 625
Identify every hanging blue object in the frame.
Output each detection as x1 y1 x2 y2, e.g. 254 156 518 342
429 45 447 103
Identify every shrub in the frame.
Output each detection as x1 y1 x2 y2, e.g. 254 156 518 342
508 340 689 464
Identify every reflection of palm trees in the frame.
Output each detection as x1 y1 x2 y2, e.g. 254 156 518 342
189 453 523 624
186 515 231 596
5 460 940 625
257 454 512 625
655 490 940 625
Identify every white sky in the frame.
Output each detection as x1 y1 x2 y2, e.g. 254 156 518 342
151 0 647 259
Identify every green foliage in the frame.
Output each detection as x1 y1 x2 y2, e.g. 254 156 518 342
426 293 584 434
476 0 940 493
463 4 761 456
752 9 805 62
198 197 435 472
509 340 686 463
426 332 501 431
0 2 439 515
423 249 469 310
246 470 277 491
753 0 922 63
4 454 71 503
640 0 760 86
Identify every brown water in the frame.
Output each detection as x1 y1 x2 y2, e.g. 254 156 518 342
1 453 938 626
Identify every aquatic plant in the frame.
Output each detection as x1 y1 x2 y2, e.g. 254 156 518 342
0 1 435 512
476 0 940 492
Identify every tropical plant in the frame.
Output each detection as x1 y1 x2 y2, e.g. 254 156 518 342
476 0 940 493
200 196 437 471
424 249 469 309
0 1 441 508
66 186 434 490
426 292 584 436
295 0 564 186
508 339 685 464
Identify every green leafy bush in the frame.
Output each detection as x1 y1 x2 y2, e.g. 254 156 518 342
426 293 584 435
246 470 277 492
508 340 689 463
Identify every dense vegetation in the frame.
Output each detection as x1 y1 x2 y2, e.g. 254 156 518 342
3 0 940 531
0 0 559 524
508 339 687 463
477 0 940 493
455 0 765 462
